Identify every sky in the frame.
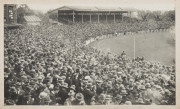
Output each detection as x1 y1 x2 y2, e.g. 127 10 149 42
26 0 175 13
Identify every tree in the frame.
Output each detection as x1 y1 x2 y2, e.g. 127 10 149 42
163 10 175 21
16 4 34 23
152 11 162 21
137 10 150 21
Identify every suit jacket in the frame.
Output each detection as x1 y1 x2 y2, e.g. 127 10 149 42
83 88 95 105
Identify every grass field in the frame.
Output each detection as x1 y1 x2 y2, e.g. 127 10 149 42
89 32 175 66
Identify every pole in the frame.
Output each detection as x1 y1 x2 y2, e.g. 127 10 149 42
82 15 83 23
90 14 92 23
122 13 123 22
98 14 99 23
106 15 107 22
73 11 75 23
114 14 116 23
134 35 135 60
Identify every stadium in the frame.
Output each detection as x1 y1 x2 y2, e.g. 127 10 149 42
4 4 175 105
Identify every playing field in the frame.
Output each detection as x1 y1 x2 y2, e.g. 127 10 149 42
89 32 175 66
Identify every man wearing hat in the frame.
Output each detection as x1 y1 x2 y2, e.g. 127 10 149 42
43 96 52 105
96 79 103 95
82 83 96 105
71 93 86 105
64 89 76 105
124 100 132 105
113 94 122 105
8 86 18 103
119 89 128 104
65 74 72 87
58 83 69 105
48 84 56 105
96 94 106 105
105 95 114 105
137 98 145 105
39 91 49 105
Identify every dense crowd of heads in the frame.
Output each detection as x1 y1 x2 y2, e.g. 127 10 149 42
4 21 175 105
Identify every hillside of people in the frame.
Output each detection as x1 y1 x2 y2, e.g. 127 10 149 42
4 13 175 105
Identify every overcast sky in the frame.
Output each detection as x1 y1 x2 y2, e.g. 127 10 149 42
26 0 175 13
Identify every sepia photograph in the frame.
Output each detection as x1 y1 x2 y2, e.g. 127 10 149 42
2 0 179 107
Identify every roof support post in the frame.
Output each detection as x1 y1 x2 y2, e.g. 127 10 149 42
106 15 107 23
90 14 92 24
130 11 132 23
98 14 99 23
57 10 59 22
114 14 116 23
122 13 123 22
82 14 83 23
72 10 75 23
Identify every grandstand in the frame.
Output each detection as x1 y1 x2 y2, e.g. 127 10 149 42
48 6 129 24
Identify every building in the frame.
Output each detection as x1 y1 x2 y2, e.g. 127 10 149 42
4 4 17 24
48 6 129 24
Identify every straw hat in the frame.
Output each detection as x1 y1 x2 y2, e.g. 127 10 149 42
105 95 112 100
58 77 64 82
98 94 106 100
139 85 146 90
96 80 103 83
125 101 132 105
137 98 144 104
39 92 48 99
164 89 172 96
116 94 122 100
75 93 84 101
120 90 128 95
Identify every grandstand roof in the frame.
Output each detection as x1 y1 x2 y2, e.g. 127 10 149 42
24 15 41 22
48 5 128 13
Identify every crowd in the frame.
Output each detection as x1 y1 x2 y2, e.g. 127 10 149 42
4 21 175 105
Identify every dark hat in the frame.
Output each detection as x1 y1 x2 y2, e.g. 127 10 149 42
46 76 52 81
70 85 76 91
29 81 36 86
68 90 75 96
145 83 151 88
54 86 60 90
24 92 32 98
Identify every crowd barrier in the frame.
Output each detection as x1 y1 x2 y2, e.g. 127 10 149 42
85 28 172 45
